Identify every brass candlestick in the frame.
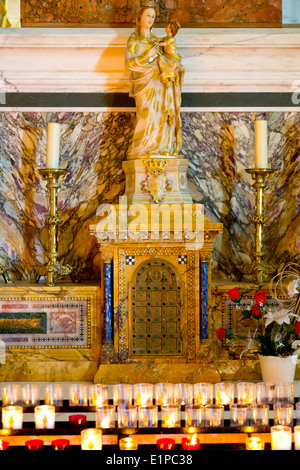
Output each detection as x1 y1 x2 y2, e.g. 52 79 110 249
35 168 72 286
241 168 277 285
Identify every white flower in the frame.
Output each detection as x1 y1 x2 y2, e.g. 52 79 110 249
264 308 291 327
287 279 300 297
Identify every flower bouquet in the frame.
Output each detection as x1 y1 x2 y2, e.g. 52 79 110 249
216 264 300 358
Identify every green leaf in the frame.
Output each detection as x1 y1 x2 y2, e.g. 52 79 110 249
241 310 252 319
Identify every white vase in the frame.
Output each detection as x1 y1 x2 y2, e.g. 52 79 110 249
259 354 298 383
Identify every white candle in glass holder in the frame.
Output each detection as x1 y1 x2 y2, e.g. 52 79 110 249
2 406 23 429
69 384 88 406
81 429 102 450
113 384 133 406
274 403 294 426
237 382 256 405
46 122 60 169
294 425 300 450
174 383 193 405
117 405 137 428
45 383 63 406
138 405 158 428
256 382 275 405
96 405 115 429
193 383 213 405
249 404 269 426
21 384 40 406
215 383 235 405
161 404 181 428
230 404 249 426
154 383 174 405
2 384 21 406
35 405 55 429
205 405 224 427
185 404 205 427
133 383 153 406
271 425 292 450
275 382 294 404
89 384 109 407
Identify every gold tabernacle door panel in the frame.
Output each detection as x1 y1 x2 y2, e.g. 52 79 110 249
128 258 185 358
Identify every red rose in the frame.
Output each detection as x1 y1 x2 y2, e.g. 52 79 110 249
216 328 227 339
251 305 262 319
254 291 266 306
295 322 300 334
227 287 241 302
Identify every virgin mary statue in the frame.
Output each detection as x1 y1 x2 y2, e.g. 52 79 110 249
125 2 185 160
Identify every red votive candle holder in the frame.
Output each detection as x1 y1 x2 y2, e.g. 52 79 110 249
157 438 175 450
52 439 70 450
181 435 200 450
69 414 87 426
25 439 44 450
0 440 9 450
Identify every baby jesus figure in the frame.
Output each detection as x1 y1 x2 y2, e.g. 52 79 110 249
154 21 185 88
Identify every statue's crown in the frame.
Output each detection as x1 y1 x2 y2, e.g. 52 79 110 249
140 0 159 10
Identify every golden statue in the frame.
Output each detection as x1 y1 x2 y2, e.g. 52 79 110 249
125 2 185 160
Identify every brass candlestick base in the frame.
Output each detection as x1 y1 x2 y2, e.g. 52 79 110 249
35 168 73 287
239 168 278 285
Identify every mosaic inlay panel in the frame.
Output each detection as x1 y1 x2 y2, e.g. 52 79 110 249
0 298 89 348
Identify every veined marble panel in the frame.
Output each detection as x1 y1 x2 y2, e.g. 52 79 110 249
0 111 299 282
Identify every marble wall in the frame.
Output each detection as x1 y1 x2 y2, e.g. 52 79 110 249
0 110 299 283
20 0 282 26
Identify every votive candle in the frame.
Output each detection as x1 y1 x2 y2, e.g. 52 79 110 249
21 384 40 406
25 439 44 450
174 383 193 405
113 384 133 406
96 405 115 429
161 404 181 428
45 383 63 406
133 383 153 406
69 383 88 406
69 414 87 426
2 384 21 406
185 404 205 427
237 382 256 405
193 383 213 405
157 438 175 450
138 405 158 428
117 405 137 428
294 425 300 450
34 405 55 429
245 437 265 450
0 441 9 450
154 383 174 405
205 404 224 427
181 434 200 450
119 437 138 450
89 384 109 407
2 406 23 429
81 429 102 450
271 425 292 450
52 439 70 450
215 382 234 405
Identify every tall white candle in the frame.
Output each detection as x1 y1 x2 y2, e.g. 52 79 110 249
255 120 268 168
46 123 60 168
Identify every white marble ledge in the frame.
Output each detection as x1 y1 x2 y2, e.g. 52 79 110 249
1 27 300 95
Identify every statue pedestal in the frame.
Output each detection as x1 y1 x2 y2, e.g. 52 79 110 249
123 157 192 204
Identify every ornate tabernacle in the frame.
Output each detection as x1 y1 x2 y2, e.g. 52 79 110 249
90 2 222 383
